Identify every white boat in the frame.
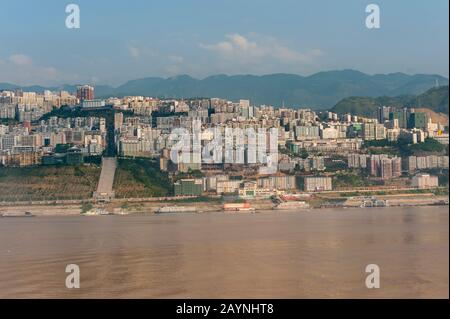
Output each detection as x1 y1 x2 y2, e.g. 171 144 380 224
84 208 112 216
274 201 310 210
225 207 256 212
156 206 197 213
113 208 129 215
360 198 389 208
223 203 255 212
1 211 35 217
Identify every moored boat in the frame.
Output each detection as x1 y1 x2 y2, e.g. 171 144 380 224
156 206 197 213
83 208 112 216
1 211 35 217
223 203 256 212
274 201 310 210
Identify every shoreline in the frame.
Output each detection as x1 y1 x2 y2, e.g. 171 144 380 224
0 195 448 217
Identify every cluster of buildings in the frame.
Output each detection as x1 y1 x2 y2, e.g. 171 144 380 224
1 85 447 196
327 106 448 144
348 154 402 180
173 175 332 197
411 174 439 189
348 153 448 182
405 155 449 173
0 116 106 166
0 89 78 122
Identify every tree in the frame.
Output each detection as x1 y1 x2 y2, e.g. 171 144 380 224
300 149 309 159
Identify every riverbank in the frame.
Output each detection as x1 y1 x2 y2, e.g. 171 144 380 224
1 194 448 216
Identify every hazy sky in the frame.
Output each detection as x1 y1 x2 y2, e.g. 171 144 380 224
0 0 448 86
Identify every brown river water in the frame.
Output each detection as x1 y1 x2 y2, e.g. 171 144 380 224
0 206 448 298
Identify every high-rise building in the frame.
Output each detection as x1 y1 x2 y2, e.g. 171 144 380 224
76 85 94 101
362 123 376 140
408 112 429 130
362 122 386 140
347 154 368 168
411 174 439 189
311 156 326 170
375 123 386 140
303 176 332 192
380 158 393 180
114 112 124 130
239 99 250 108
389 109 409 128
295 125 320 140
392 157 402 178
368 155 401 179
377 106 392 123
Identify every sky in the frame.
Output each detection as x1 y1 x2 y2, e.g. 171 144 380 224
0 0 448 86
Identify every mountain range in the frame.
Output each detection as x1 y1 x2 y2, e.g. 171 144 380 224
0 70 448 109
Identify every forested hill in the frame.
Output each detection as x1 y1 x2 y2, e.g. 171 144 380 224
331 85 449 117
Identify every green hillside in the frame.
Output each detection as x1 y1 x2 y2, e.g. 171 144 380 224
406 85 449 114
331 85 449 117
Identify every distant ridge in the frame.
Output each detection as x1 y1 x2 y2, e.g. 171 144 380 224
1 70 448 109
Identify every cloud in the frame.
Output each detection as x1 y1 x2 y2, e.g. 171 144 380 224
164 55 185 75
9 53 33 66
168 55 184 64
128 46 141 59
0 53 62 85
127 44 160 61
200 33 323 64
165 64 181 75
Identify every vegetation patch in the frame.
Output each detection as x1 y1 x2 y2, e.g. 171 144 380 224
364 137 447 157
113 157 172 198
332 171 376 189
0 165 101 201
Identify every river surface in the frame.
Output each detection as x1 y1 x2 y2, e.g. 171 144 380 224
0 206 448 298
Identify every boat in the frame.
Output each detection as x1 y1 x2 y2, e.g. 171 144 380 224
113 208 129 215
274 201 310 210
1 211 35 217
360 197 389 208
99 209 113 215
223 203 256 212
83 208 112 216
156 206 197 213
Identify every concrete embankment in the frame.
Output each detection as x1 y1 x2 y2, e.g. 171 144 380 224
343 194 449 207
0 204 83 216
0 199 275 216
1 197 447 216
110 199 274 214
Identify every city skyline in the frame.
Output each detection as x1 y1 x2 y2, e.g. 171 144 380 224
0 0 448 302
0 0 449 86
